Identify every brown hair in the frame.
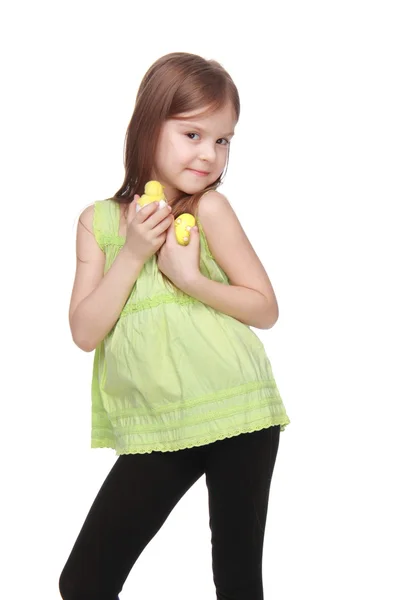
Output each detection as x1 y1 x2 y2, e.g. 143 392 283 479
112 51 240 221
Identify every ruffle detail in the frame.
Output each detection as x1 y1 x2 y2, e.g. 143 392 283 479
92 418 290 455
121 292 199 317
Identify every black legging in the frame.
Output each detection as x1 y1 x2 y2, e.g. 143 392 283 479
59 425 280 600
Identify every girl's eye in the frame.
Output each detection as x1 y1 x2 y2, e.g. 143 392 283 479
186 133 230 146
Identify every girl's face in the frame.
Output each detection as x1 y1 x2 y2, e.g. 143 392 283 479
151 102 237 201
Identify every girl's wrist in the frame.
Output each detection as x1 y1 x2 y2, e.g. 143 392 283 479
120 245 145 269
179 271 204 295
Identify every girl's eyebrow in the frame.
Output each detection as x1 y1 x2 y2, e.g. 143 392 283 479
177 121 235 137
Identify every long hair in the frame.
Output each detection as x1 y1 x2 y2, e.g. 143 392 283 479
112 52 240 221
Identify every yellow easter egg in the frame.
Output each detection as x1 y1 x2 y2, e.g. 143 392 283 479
174 213 196 246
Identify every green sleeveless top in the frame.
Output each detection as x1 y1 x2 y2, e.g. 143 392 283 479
91 197 290 454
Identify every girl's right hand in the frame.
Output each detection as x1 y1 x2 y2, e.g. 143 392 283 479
124 195 174 264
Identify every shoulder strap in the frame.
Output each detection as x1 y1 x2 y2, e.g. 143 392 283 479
93 198 120 251
196 189 216 260
196 218 214 260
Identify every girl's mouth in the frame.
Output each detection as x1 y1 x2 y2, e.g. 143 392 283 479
188 168 209 176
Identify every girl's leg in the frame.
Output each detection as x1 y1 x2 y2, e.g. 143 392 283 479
204 426 280 600
59 447 205 600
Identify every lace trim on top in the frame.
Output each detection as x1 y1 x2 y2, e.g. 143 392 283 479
120 292 199 317
92 420 289 455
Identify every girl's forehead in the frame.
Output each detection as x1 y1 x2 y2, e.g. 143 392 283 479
176 102 235 122
167 105 236 132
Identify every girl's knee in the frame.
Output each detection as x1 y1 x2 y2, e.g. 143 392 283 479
59 565 93 600
59 566 119 600
59 566 75 600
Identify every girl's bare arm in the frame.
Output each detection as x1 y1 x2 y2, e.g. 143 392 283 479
69 204 143 352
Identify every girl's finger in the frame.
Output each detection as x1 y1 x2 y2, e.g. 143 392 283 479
127 195 139 222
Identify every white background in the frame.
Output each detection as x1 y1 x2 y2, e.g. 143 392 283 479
1 1 399 598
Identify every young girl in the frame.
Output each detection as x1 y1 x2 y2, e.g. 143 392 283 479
60 51 290 600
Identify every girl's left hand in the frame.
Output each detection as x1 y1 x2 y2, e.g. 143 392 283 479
157 221 201 291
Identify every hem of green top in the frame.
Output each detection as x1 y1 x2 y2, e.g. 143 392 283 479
91 418 290 455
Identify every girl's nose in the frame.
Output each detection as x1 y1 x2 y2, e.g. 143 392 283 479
199 143 216 163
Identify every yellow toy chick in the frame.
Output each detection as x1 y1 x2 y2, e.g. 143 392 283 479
137 180 196 246
135 180 168 212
